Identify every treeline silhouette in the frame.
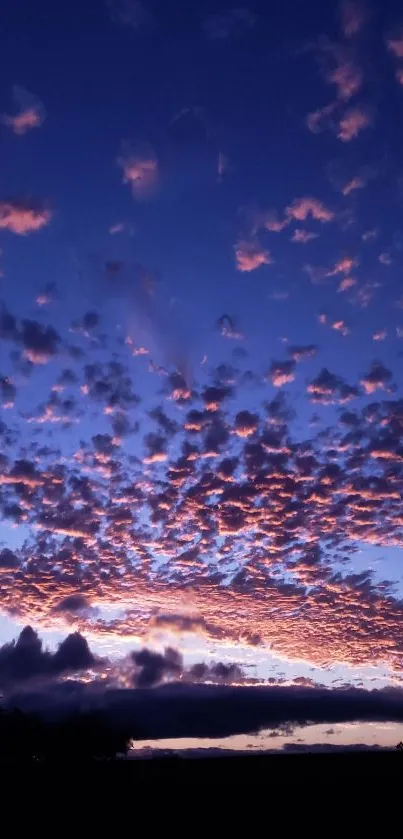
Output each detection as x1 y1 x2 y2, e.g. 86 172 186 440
0 708 131 762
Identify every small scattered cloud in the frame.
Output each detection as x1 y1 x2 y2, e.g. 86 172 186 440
307 368 359 403
0 200 52 234
268 360 296 387
217 314 244 340
340 0 367 38
288 344 317 362
342 174 367 195
235 240 272 272
109 222 125 235
337 106 372 141
328 60 363 101
327 256 357 277
373 330 387 341
306 101 338 134
332 318 350 336
118 142 159 199
234 410 259 437
291 228 319 244
360 362 393 394
286 197 334 223
2 85 45 135
0 376 16 408
387 32 403 59
338 276 356 292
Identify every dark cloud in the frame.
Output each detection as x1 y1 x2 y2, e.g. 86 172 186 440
0 548 20 570
7 682 403 742
0 626 95 690
53 594 90 614
267 360 296 387
361 362 394 394
131 647 183 688
288 345 318 362
0 375 16 407
308 368 359 404
19 319 61 364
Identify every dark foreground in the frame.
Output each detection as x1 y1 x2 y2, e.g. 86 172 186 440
7 751 402 781
125 751 403 780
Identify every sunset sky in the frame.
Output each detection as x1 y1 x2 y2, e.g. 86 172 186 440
1 0 403 753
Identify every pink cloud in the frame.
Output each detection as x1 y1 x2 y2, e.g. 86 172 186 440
387 34 403 59
118 143 159 199
235 240 272 272
306 101 338 134
291 228 319 244
327 256 357 277
3 108 42 135
263 213 289 232
396 67 403 85
338 276 356 292
341 175 366 195
2 86 45 135
340 0 367 38
286 197 334 223
328 61 363 101
332 319 350 336
337 106 372 141
0 201 52 235
109 222 125 235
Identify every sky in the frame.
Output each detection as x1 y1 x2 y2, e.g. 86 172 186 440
1 0 403 753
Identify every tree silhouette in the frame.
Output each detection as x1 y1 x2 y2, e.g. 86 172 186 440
0 708 131 762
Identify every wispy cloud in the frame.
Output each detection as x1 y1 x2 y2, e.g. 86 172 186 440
340 0 367 38
106 0 153 30
341 174 367 195
291 228 319 243
202 7 256 40
118 143 159 199
2 85 45 135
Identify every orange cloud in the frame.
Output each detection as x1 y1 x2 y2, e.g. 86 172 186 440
0 201 52 235
235 240 272 272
